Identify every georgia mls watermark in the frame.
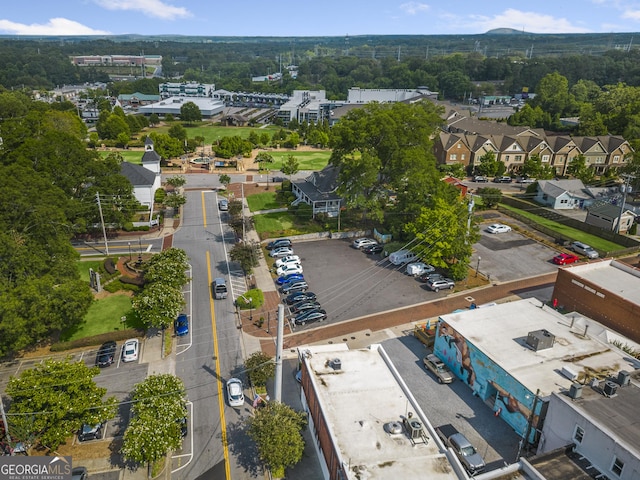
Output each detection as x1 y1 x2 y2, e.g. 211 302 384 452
0 456 72 480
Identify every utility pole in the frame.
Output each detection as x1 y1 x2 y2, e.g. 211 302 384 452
95 192 109 255
274 304 285 402
616 174 635 234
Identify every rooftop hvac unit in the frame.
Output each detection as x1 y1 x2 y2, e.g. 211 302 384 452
569 383 583 400
526 329 555 351
562 366 578 381
406 419 423 440
617 370 631 387
330 358 342 370
603 380 618 397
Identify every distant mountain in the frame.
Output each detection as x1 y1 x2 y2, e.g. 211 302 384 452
485 28 528 35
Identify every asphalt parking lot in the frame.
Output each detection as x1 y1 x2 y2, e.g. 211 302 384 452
278 231 560 328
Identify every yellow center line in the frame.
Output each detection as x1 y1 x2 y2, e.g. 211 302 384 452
201 191 207 229
206 247 231 475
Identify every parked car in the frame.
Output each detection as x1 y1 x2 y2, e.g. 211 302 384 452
269 246 294 258
218 199 228 211
174 314 189 336
274 255 301 268
389 249 418 265
276 272 304 285
290 300 321 314
419 272 445 283
96 341 117 367
226 378 245 407
276 263 303 277
362 243 384 255
280 281 309 294
352 238 378 249
285 291 317 305
78 423 104 442
516 176 535 184
486 223 511 234
493 176 513 183
569 241 599 259
406 262 435 276
266 238 292 251
473 175 488 182
553 253 579 265
122 339 139 362
71 467 88 480
294 309 327 326
427 278 455 292
423 354 455 384
178 416 187 437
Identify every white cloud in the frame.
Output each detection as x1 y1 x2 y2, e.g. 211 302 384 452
0 18 110 35
622 9 640 21
400 2 430 15
94 0 191 20
466 8 589 34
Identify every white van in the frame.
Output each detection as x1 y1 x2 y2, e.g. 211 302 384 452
389 249 418 266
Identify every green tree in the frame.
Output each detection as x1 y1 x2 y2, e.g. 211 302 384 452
476 187 503 209
143 248 190 290
96 112 130 140
229 242 260 274
6 358 117 450
148 113 160 126
405 197 478 280
132 282 185 329
164 192 187 211
121 374 187 466
180 101 202 124
218 174 231 190
533 72 574 116
256 152 275 171
244 351 275 387
567 154 595 184
474 150 502 177
165 175 187 189
247 402 307 478
168 123 188 142
281 154 300 183
149 133 184 159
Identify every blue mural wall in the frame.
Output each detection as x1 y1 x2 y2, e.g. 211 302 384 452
434 319 544 442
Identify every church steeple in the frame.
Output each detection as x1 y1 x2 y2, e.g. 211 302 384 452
144 136 155 152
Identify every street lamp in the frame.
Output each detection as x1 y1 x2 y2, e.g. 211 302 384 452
137 238 142 264
476 256 481 277
128 242 132 261
249 298 253 323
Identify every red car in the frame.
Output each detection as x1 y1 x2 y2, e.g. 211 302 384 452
553 253 579 265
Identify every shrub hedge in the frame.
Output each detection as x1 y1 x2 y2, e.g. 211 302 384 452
50 329 145 352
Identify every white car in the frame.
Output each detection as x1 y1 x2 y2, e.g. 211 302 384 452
122 339 139 362
276 263 303 277
226 378 244 407
274 255 301 268
352 238 377 249
406 262 435 276
269 246 294 258
486 223 511 234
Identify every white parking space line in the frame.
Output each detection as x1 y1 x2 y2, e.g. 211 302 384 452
176 266 194 356
171 401 194 473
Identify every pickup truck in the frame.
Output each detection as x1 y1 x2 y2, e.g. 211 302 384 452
436 424 485 475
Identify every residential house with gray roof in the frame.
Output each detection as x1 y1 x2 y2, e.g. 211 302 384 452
291 164 342 218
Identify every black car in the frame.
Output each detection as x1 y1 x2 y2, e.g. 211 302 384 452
419 272 445 283
96 341 117 367
362 244 384 255
280 281 309 294
266 238 292 250
290 300 321 314
78 423 103 442
285 291 317 305
178 416 187 437
294 309 327 326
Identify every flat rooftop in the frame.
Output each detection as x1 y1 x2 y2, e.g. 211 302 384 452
438 298 639 398
562 259 640 305
304 344 458 480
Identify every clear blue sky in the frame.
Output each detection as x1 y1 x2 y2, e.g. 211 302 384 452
1 0 640 36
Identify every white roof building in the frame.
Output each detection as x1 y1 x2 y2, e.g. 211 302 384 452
138 96 224 117
298 344 461 480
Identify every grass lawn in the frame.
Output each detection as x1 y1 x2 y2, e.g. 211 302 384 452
501 204 624 252
96 150 144 164
246 192 282 212
253 211 325 239
153 123 281 145
269 150 330 171
62 294 142 342
76 260 104 283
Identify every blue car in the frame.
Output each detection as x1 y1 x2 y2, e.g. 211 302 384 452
174 314 189 336
276 273 304 285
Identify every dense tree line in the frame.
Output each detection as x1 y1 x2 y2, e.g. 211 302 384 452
0 91 139 357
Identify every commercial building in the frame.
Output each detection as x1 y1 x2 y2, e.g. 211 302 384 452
297 344 461 480
552 260 640 344
434 299 638 452
138 96 224 118
159 82 215 99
